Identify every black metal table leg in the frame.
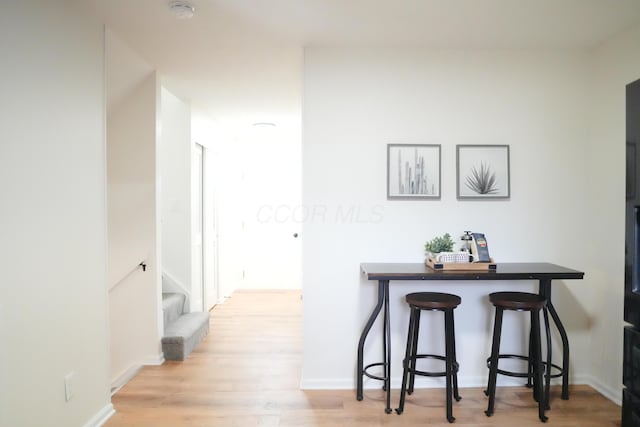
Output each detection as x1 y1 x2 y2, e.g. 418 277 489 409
546 300 570 400
539 279 570 400
357 280 386 401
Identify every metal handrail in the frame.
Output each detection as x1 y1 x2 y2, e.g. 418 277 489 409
108 260 147 291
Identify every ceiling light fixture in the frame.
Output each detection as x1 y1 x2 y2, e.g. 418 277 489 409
252 122 276 128
168 1 195 19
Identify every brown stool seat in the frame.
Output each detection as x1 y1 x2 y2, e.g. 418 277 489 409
489 292 546 310
406 292 461 310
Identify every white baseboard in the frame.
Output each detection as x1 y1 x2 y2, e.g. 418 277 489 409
300 375 542 390
143 352 165 366
83 403 115 427
110 353 165 395
110 365 142 396
301 373 621 406
300 378 354 390
583 375 622 405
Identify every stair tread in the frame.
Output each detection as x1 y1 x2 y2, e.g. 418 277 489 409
163 312 210 342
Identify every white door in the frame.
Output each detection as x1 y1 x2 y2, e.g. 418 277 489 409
204 148 218 310
241 124 302 289
192 143 205 311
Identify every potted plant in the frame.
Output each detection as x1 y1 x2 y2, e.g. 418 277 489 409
424 233 455 259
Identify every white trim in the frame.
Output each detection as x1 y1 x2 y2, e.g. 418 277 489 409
110 365 142 396
99 26 114 427
191 142 206 313
82 403 115 427
300 378 354 390
300 373 620 403
585 375 623 405
162 270 190 312
163 269 189 294
110 353 165 396
154 70 165 367
300 375 546 390
143 352 165 366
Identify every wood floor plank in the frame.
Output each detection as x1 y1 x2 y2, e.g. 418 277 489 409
106 289 621 426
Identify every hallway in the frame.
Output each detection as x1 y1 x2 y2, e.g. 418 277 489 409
106 290 619 426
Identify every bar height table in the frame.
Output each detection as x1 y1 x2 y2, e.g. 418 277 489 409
357 262 584 414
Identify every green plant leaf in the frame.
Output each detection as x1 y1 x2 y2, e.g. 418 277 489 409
424 233 454 253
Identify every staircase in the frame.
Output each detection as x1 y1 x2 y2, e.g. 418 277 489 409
161 293 210 361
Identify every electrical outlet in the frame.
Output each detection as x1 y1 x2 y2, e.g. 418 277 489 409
64 372 74 402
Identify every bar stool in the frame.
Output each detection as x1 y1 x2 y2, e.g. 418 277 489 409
485 291 548 422
395 292 461 423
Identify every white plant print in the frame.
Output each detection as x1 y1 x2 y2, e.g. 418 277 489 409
387 144 441 200
457 145 510 199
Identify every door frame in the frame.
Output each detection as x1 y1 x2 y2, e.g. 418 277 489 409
192 141 219 311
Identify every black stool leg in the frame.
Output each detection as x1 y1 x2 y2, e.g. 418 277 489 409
532 308 548 422
450 309 461 402
445 309 456 423
396 308 418 415
527 328 534 388
382 284 391 413
530 312 541 404
485 307 503 417
408 308 421 395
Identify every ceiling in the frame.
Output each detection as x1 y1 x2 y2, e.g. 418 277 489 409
83 0 640 126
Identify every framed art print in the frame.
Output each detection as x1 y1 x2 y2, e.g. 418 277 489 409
457 145 510 200
387 144 441 200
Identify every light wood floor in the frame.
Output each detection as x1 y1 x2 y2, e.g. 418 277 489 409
106 289 621 426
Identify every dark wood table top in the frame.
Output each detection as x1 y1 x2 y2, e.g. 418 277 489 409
360 262 584 281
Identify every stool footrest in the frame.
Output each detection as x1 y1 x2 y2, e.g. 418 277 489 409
406 354 459 378
543 361 564 379
487 354 530 378
486 354 564 379
363 362 388 382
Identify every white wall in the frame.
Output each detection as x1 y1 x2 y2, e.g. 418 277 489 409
302 48 597 391
588 24 640 401
0 1 112 426
214 134 245 299
160 88 193 307
107 65 163 385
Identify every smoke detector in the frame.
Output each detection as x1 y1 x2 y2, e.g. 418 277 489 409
169 1 195 19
